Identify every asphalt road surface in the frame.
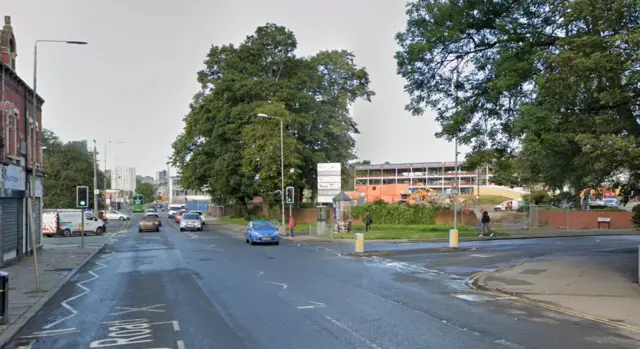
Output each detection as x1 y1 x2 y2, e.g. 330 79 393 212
7 214 640 348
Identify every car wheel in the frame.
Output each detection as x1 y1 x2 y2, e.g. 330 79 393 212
274 241 279 245
95 227 105 235
180 228 184 232
245 237 249 243
119 217 125 220
156 228 160 232
63 229 72 237
138 229 142 233
199 227 203 231
248 238 253 245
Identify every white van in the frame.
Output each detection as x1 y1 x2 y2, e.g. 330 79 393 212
168 204 183 218
57 209 106 236
493 200 522 211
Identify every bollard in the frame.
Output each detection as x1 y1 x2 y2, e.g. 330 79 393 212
449 229 459 248
0 271 8 324
354 233 364 253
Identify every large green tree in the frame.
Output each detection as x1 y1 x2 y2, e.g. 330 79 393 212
136 182 154 203
395 0 640 202
172 23 374 216
43 129 106 209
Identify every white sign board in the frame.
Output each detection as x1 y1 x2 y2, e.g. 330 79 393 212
317 163 341 203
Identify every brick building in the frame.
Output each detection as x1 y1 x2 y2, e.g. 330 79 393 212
0 16 44 263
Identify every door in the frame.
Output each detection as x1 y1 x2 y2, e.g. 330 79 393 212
1 198 21 262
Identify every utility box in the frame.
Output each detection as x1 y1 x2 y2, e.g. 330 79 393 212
316 205 330 235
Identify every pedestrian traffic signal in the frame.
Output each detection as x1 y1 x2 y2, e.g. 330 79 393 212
76 186 89 208
285 186 294 204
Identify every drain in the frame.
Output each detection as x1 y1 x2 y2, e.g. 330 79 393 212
8 339 35 348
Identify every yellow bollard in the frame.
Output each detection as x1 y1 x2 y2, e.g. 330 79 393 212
449 229 459 248
354 233 364 253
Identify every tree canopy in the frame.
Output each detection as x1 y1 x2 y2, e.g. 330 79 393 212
43 129 106 209
136 182 154 203
395 0 640 201
172 23 374 215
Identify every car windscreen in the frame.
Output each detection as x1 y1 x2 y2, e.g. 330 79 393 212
146 213 159 217
253 222 275 230
182 214 199 220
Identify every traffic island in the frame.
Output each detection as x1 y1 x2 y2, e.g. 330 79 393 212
470 250 640 332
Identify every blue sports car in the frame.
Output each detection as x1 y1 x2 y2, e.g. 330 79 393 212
245 220 280 245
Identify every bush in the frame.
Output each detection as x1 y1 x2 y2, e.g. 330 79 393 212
523 191 552 205
352 203 437 225
632 205 640 228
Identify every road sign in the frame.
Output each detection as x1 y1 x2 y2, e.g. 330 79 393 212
450 182 459 195
317 163 341 203
0 101 14 112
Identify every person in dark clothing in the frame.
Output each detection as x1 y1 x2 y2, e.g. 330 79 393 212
480 210 494 237
365 213 373 232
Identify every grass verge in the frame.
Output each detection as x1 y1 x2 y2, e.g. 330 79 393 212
324 223 510 240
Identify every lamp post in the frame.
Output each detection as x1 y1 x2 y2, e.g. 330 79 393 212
93 139 98 212
166 160 172 204
257 113 285 232
450 70 460 248
30 39 87 291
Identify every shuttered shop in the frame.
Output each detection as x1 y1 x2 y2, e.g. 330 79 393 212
34 198 41 246
1 198 22 259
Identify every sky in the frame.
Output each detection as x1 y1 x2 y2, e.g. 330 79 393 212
3 0 466 177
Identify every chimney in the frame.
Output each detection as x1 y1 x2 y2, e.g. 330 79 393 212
1 16 17 70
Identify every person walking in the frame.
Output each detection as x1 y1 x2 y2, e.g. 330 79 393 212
480 210 494 237
289 215 296 238
365 213 373 232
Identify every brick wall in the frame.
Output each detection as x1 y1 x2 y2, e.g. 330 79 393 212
537 210 634 229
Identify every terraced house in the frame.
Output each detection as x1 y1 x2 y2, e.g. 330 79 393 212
0 16 44 263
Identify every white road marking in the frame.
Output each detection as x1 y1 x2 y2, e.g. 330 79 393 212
20 328 80 338
205 244 224 251
177 340 186 349
325 316 382 349
42 252 115 329
297 306 315 309
257 271 264 277
144 320 181 331
109 304 166 316
264 281 288 295
470 254 494 258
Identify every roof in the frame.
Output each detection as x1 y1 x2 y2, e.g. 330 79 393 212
354 161 461 170
0 60 45 105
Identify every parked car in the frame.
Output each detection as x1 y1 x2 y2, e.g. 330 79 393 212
245 220 279 245
105 210 130 221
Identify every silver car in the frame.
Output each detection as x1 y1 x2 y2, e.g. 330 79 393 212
180 213 202 231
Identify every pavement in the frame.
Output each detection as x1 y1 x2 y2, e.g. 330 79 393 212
474 247 640 329
0 215 637 348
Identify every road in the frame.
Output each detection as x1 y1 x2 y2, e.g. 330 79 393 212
6 214 640 348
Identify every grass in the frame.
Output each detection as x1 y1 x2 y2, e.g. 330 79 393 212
323 223 511 240
477 196 512 205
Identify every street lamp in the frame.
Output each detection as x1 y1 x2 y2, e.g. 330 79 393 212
29 39 87 291
257 113 285 232
166 160 172 204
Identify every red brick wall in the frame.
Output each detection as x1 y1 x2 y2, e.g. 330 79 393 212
537 210 634 229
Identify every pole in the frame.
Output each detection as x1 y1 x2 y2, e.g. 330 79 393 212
104 142 108 192
93 140 98 212
453 137 458 230
279 118 285 233
29 42 41 292
289 203 293 237
81 208 85 249
167 162 172 204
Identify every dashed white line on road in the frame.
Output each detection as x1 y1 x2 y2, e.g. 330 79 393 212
177 339 186 349
42 252 115 329
325 316 382 349
20 328 80 338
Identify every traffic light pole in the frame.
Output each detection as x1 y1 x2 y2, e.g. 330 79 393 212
81 208 85 249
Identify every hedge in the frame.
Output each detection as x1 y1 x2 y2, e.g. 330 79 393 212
352 203 437 225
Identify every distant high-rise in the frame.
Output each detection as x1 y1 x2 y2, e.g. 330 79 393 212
156 170 167 181
68 140 88 151
111 166 136 192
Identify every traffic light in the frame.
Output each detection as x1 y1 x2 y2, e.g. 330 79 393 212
285 186 294 204
76 186 89 208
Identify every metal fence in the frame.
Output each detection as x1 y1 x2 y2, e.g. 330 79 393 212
489 204 596 231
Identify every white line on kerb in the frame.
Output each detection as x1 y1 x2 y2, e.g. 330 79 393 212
325 316 382 349
42 252 115 329
177 339 186 349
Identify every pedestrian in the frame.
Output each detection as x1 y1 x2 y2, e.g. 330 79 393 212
480 210 494 237
365 212 373 232
289 215 295 238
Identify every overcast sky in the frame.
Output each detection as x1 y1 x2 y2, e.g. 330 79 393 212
3 0 465 177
